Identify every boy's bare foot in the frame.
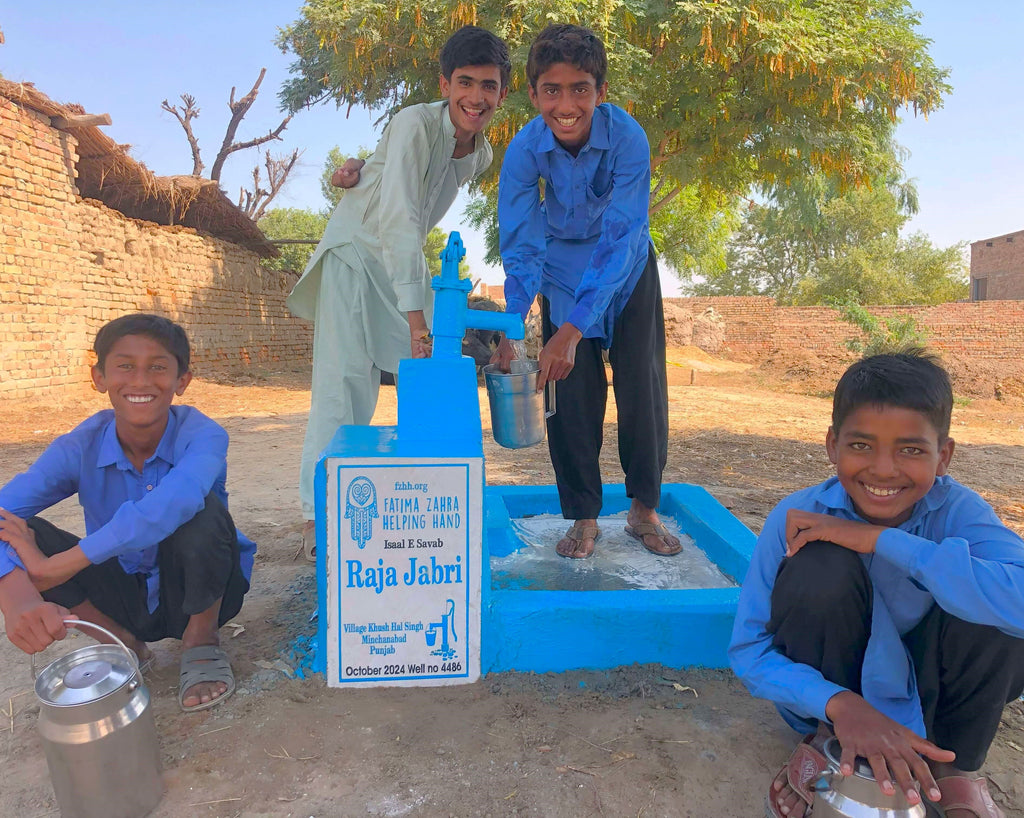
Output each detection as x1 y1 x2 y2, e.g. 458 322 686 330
555 520 599 558
625 500 682 556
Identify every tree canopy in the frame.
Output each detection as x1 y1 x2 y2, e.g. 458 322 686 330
278 0 949 203
688 174 968 305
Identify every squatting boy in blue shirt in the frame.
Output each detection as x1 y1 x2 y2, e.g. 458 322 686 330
729 351 1024 818
0 314 255 712
493 24 678 561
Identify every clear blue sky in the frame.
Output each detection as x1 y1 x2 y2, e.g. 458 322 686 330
3 1 1021 288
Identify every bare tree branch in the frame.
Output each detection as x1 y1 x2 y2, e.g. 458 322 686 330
239 149 301 221
210 68 293 182
161 94 204 176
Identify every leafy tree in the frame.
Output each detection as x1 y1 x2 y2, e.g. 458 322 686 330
835 302 929 356
278 0 949 207
692 170 967 305
258 208 328 273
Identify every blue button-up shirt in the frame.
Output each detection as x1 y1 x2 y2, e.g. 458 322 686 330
729 475 1024 736
498 103 652 345
0 406 256 612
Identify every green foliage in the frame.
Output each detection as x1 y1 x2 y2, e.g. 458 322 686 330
834 301 929 356
258 207 328 273
278 0 949 205
692 171 968 305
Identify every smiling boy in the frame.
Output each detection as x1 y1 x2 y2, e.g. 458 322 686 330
492 24 676 560
730 351 1024 818
288 26 510 550
0 314 254 712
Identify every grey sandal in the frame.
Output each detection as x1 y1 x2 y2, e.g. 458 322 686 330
179 645 235 712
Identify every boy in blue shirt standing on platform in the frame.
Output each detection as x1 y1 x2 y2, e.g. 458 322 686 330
0 314 255 712
493 24 678 560
730 351 1024 818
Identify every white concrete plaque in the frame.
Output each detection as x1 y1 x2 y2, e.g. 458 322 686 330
324 457 483 686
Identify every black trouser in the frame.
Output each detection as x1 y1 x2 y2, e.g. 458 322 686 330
768 541 1024 770
541 247 669 519
30 493 249 643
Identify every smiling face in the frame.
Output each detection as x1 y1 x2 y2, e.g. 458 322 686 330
528 62 607 153
826 404 954 527
91 334 192 437
439 63 507 143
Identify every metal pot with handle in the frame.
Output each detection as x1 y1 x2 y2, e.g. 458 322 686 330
483 362 556 449
33 619 163 818
811 737 927 818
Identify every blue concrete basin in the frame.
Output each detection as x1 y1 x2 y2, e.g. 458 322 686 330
481 483 755 673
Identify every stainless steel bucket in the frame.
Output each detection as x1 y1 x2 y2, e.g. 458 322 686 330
811 737 926 818
33 620 163 818
483 363 556 449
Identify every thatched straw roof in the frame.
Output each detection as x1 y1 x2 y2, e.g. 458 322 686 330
0 79 278 258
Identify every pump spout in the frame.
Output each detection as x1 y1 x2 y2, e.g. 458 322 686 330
430 231 524 358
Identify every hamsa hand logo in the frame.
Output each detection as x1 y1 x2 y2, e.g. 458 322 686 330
344 476 378 549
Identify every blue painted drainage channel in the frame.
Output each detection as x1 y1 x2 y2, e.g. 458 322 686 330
482 483 755 673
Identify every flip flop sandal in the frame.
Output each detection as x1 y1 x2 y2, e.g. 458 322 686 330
764 734 829 818
179 645 236 713
302 523 316 564
935 775 1005 818
556 523 600 559
624 522 683 556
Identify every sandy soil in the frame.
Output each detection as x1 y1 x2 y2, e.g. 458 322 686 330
2 350 1023 818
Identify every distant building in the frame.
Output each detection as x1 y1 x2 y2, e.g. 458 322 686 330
970 229 1024 300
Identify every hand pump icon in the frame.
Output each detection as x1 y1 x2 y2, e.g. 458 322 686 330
425 599 457 661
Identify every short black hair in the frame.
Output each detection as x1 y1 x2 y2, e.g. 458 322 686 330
526 24 607 89
832 349 953 439
440 25 511 90
94 314 191 375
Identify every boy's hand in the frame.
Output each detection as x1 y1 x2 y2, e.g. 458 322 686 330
537 324 582 390
826 691 953 806
490 337 515 372
0 568 72 653
407 310 432 359
331 157 365 189
0 509 88 591
785 509 885 557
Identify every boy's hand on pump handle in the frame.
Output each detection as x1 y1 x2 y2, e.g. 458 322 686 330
408 311 432 359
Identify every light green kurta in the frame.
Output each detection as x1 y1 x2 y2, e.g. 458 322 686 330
289 100 492 517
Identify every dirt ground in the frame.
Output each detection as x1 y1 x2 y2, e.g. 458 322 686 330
2 347 1024 818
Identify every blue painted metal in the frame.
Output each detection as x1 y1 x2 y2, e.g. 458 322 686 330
481 483 756 672
430 231 523 361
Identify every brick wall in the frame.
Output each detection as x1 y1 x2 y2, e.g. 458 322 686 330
1 96 312 400
971 230 1024 300
667 297 1024 360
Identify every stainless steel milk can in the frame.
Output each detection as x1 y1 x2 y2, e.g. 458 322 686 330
811 737 927 818
33 619 163 818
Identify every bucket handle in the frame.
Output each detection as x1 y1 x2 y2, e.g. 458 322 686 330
544 379 556 419
30 618 141 682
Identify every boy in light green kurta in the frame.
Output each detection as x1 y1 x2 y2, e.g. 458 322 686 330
287 26 510 529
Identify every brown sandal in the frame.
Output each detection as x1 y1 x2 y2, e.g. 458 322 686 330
624 521 683 556
765 735 829 818
936 775 1005 817
555 523 600 559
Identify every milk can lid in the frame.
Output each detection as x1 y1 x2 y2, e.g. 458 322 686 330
35 644 138 706
822 736 876 780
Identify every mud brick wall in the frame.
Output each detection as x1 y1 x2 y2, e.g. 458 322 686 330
1 96 312 401
667 297 1024 361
